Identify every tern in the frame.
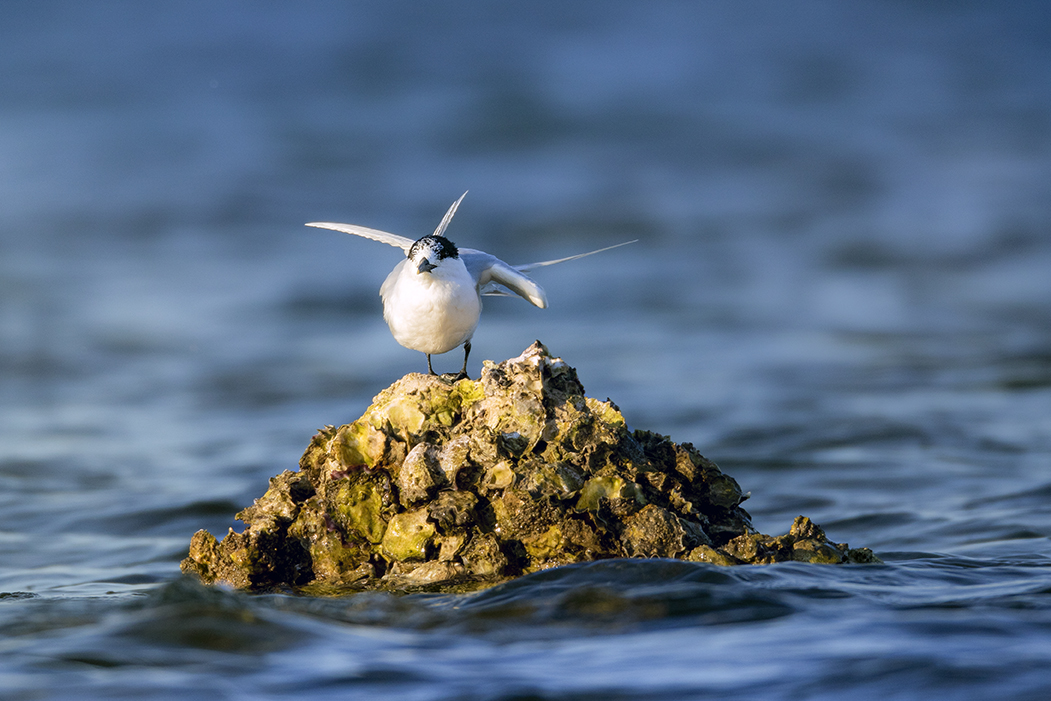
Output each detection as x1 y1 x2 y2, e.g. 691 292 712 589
307 192 634 380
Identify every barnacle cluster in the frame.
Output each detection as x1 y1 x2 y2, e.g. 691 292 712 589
181 342 878 592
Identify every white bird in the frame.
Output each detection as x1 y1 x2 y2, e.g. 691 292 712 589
307 192 634 379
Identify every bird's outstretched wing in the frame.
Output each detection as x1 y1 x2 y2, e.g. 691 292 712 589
514 239 637 272
431 191 467 239
465 239 638 308
307 192 470 252
305 221 414 251
462 250 548 309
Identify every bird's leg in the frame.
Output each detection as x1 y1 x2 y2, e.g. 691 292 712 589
454 341 472 381
427 354 437 375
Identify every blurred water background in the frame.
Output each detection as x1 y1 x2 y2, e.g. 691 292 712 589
3 1 1051 699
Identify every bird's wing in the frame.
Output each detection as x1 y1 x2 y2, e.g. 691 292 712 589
513 239 638 272
306 192 470 251
305 222 414 252
432 191 468 239
462 249 548 309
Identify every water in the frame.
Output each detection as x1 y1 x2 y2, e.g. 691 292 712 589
2 1 1051 698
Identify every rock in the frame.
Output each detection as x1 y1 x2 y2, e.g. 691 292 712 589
181 342 880 592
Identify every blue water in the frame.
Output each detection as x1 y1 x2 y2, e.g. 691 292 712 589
3 2 1051 699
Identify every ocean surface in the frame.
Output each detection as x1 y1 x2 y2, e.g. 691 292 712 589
3 2 1051 699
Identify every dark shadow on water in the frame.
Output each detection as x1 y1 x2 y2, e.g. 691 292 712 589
260 560 802 639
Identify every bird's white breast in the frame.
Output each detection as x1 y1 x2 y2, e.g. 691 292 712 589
380 258 481 355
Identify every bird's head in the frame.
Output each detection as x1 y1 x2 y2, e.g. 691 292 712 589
408 235 459 275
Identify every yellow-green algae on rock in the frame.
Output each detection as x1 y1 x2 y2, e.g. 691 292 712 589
181 341 879 592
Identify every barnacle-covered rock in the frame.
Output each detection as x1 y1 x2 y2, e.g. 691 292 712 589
182 342 879 592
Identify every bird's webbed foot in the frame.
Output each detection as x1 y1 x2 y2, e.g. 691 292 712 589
426 342 472 382
449 341 471 381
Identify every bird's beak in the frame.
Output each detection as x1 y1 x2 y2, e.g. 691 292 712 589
417 258 436 274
